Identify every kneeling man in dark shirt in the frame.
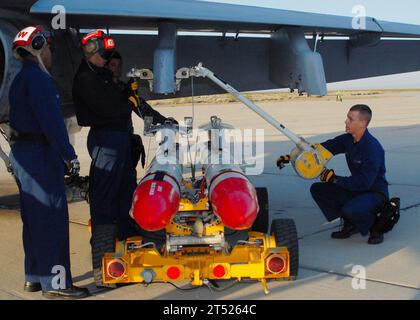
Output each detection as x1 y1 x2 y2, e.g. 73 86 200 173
278 104 389 245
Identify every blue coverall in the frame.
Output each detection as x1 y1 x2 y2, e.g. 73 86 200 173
310 129 389 235
9 60 76 291
86 129 136 237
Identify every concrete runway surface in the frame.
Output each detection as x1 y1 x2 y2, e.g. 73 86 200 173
0 90 419 300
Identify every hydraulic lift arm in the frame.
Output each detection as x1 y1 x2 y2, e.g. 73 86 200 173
187 63 333 179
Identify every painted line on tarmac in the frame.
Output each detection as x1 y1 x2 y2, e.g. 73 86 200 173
298 225 339 240
0 287 28 300
401 202 420 211
389 183 420 187
300 265 420 291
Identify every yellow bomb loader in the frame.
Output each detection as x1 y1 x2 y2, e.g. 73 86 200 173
97 64 332 294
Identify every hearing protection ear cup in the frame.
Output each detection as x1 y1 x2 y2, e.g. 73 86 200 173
31 35 46 50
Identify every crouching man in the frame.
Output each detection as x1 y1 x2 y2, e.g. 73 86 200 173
277 104 388 244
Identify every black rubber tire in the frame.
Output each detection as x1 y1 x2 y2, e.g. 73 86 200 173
270 219 299 280
91 224 117 288
251 187 269 233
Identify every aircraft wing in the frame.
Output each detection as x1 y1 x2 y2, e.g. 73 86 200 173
3 0 420 124
28 0 420 99
30 0 420 38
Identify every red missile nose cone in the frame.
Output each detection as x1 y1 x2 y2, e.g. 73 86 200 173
132 178 180 231
210 176 258 230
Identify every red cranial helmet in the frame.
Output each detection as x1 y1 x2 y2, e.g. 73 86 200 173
81 29 115 59
13 25 53 60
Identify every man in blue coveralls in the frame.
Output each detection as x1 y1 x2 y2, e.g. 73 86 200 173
277 104 388 245
9 26 89 298
72 30 170 287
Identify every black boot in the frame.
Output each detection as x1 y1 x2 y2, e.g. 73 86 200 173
368 231 384 245
24 281 42 292
331 219 358 239
42 285 90 300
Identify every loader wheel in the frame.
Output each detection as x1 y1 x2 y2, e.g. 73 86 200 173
91 224 117 288
270 219 299 280
251 187 269 233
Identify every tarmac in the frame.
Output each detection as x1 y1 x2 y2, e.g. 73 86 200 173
0 90 419 300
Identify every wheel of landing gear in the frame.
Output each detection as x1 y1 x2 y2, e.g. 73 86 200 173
251 187 269 233
91 224 117 288
270 218 299 280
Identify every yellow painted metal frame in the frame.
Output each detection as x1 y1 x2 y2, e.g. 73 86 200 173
102 184 292 293
178 196 209 212
102 231 290 289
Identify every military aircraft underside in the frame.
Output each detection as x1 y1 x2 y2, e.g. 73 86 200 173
2 0 420 124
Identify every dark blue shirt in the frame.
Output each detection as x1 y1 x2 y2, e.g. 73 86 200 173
9 60 76 161
321 129 389 197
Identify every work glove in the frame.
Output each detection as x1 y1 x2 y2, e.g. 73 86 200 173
130 79 139 92
319 168 337 183
66 158 80 177
128 95 139 108
129 94 154 123
128 95 144 119
276 155 290 170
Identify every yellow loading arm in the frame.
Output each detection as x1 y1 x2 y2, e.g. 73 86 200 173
186 63 332 179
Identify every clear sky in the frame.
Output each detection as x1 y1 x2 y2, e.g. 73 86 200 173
203 0 420 24
202 0 420 90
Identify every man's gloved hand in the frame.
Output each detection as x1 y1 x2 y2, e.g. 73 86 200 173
319 168 336 183
276 155 290 169
128 95 139 108
66 158 80 177
130 79 139 92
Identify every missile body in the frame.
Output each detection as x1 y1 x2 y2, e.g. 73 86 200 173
205 164 259 230
131 127 182 231
131 118 259 232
